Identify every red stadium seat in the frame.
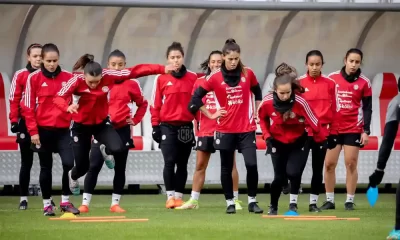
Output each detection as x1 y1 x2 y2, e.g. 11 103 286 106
0 72 18 150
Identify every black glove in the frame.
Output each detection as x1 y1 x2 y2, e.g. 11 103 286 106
327 135 338 150
368 169 385 188
10 122 18 133
152 126 161 143
265 137 273 155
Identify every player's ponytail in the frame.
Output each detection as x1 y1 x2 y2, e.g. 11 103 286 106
73 54 94 72
273 63 304 93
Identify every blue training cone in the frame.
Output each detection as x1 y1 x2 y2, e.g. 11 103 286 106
283 210 299 216
366 186 379 207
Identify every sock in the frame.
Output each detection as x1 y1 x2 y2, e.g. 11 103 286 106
226 199 234 207
248 196 256 204
82 193 92 206
326 192 334 203
310 194 318 205
61 195 69 203
175 192 183 200
20 196 28 202
166 191 175 200
233 191 239 201
346 194 355 203
290 194 298 204
190 191 200 201
43 199 51 208
111 193 121 206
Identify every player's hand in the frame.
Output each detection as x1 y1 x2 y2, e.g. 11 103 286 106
152 126 161 143
360 132 369 148
254 114 259 124
165 64 178 74
210 108 227 120
31 134 40 145
67 104 79 114
126 118 137 126
368 169 384 188
10 122 19 133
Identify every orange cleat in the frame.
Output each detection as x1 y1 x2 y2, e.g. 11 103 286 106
166 198 175 209
174 199 184 208
110 204 126 213
78 205 89 213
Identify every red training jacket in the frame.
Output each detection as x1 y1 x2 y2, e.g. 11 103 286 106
109 79 148 129
9 68 31 123
258 93 324 143
201 67 258 133
298 73 337 136
23 69 73 136
150 70 198 126
54 64 165 125
192 76 217 137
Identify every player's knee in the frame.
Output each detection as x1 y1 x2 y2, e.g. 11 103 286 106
325 161 337 172
345 160 358 172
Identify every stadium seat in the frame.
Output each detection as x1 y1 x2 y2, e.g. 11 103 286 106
0 72 18 150
371 72 400 136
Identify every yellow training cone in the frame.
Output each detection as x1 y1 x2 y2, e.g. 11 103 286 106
60 212 77 219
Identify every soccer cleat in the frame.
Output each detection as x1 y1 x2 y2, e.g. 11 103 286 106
19 200 28 210
226 204 236 214
248 202 263 214
110 204 126 213
344 202 355 211
68 170 80 195
100 144 115 169
267 206 278 215
320 201 335 210
78 205 89 213
60 202 80 215
309 204 322 212
234 199 243 210
175 199 199 210
387 229 400 240
166 198 175 209
51 199 57 210
43 205 55 216
288 203 298 212
174 199 184 208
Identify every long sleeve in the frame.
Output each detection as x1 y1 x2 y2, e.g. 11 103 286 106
257 101 271 140
22 73 38 136
296 95 324 142
329 80 339 135
9 70 26 123
150 75 162 126
53 75 80 112
362 96 372 133
102 64 165 83
377 121 398 170
129 79 148 124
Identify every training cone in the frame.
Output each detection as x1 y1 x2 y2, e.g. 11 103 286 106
60 212 77 219
366 186 379 207
283 210 299 216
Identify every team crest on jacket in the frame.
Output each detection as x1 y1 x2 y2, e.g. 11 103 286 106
289 111 296 119
298 117 305 123
353 85 359 90
102 86 109 92
178 126 194 143
241 77 246 82
62 82 66 87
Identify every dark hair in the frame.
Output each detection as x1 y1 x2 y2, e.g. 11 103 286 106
108 49 126 61
41 43 59 58
27 43 42 56
84 60 102 77
200 50 222 74
305 50 324 64
166 42 184 58
273 63 304 93
221 38 246 76
345 48 363 61
72 54 94 72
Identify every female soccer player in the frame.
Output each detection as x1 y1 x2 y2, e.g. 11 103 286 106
77 50 148 213
295 50 337 212
258 63 324 215
9 43 43 210
53 55 174 195
23 43 79 216
321 48 372 211
176 50 242 210
189 38 263 214
150 42 198 209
